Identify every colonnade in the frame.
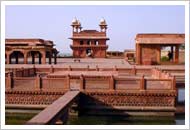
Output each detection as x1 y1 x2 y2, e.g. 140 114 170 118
5 50 57 64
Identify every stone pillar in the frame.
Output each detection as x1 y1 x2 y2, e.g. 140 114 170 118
171 76 176 90
35 74 41 90
96 65 99 71
140 75 145 90
54 53 57 64
132 66 136 75
157 46 161 64
171 46 174 62
21 67 24 77
41 51 46 64
6 54 10 64
13 69 17 77
24 52 28 64
7 72 13 89
49 52 52 64
39 53 42 64
80 74 84 90
109 75 115 90
174 45 179 64
33 65 36 75
68 65 72 71
50 65 54 73
32 52 35 64
66 74 70 90
15 53 18 64
136 44 141 64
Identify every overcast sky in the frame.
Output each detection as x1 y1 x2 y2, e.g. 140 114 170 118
5 5 185 53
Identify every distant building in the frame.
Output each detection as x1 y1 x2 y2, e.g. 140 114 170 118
135 34 185 65
124 49 135 60
69 18 109 58
106 51 124 58
5 39 58 64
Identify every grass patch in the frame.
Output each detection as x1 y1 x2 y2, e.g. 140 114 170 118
5 112 37 125
161 56 169 62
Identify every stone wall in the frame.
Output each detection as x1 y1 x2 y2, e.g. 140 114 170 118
79 91 176 116
141 45 160 65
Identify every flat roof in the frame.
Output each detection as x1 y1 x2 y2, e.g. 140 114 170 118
135 33 185 44
5 38 54 46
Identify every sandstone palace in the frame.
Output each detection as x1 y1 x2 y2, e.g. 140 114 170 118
5 18 185 125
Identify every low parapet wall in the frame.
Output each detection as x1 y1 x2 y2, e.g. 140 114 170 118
5 66 178 117
5 67 36 77
6 65 153 76
5 72 176 92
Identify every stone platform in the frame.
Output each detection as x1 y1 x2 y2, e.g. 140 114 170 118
5 58 184 118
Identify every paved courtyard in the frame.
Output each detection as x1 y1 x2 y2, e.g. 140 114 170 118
6 58 185 70
56 58 130 68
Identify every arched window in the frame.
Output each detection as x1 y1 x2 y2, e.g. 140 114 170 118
87 40 91 45
10 51 24 64
80 41 83 45
95 40 99 45
27 51 42 64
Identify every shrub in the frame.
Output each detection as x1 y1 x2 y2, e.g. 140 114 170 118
161 56 169 62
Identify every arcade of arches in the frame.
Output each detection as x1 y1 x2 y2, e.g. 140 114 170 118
5 39 58 64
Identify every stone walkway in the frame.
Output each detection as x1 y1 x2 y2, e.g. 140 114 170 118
26 90 80 125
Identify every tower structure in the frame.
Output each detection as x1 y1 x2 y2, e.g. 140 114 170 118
70 18 109 58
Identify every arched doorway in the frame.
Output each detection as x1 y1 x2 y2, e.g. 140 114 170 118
27 51 42 64
86 48 92 57
9 51 24 64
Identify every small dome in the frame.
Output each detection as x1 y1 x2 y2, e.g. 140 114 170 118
72 17 77 23
100 18 105 22
100 18 106 24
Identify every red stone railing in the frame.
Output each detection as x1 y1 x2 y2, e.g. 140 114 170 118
73 31 106 37
6 65 152 76
70 45 109 48
5 72 176 92
5 67 36 77
151 68 176 90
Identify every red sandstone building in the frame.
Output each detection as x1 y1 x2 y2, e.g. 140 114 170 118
70 18 109 58
5 39 58 64
135 34 185 65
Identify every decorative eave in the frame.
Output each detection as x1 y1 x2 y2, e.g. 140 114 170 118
70 45 108 49
135 33 185 45
5 39 45 45
69 37 110 40
136 38 185 45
